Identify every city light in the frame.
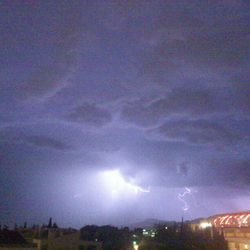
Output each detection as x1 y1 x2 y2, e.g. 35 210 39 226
133 245 139 250
133 241 139 250
199 222 212 229
143 228 156 237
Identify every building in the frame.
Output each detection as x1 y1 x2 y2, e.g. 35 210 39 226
189 211 250 250
10 218 102 250
188 218 212 232
211 211 250 228
0 227 36 250
210 211 250 250
222 227 250 250
33 228 102 250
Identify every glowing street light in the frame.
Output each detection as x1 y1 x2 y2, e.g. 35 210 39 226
133 241 139 250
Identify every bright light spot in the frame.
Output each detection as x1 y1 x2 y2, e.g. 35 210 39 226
134 244 139 250
200 222 212 229
102 169 124 194
244 244 248 249
133 241 139 250
165 226 168 230
101 169 150 197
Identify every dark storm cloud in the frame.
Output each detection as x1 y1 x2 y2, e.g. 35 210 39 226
155 119 240 145
140 1 249 83
0 0 249 226
94 0 137 31
230 82 250 114
148 88 217 115
121 98 161 127
144 19 249 69
142 157 250 188
122 84 250 127
21 66 68 98
66 103 112 127
196 158 250 187
176 162 189 177
26 135 70 151
217 159 250 185
16 1 83 99
121 88 218 126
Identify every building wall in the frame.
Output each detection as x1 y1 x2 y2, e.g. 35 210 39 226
48 231 79 250
32 229 102 250
33 238 46 250
223 227 250 250
47 231 101 250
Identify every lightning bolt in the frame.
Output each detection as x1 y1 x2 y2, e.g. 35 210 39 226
178 187 192 211
133 185 150 194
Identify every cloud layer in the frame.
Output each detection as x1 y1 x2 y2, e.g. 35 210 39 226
0 0 249 227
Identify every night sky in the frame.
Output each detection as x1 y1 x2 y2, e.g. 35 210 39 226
0 1 249 228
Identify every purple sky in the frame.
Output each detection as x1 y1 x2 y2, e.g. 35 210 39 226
0 0 249 228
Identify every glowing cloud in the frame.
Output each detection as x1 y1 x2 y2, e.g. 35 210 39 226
101 169 150 197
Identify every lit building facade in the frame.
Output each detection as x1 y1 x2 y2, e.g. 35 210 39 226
188 211 250 250
210 211 250 250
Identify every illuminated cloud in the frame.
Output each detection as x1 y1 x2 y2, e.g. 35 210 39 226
100 169 150 198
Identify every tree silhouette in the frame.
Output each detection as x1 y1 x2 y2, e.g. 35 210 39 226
52 223 58 228
47 218 52 228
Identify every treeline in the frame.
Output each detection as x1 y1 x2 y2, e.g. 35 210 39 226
80 225 130 250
